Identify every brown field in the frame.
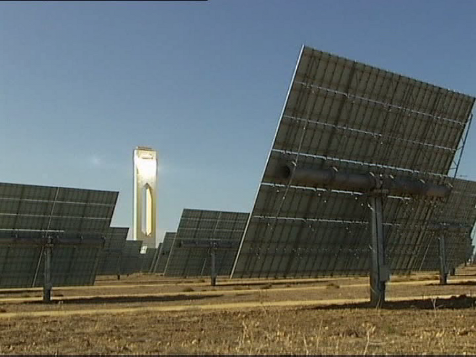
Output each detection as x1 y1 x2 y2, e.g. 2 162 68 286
1 267 476 354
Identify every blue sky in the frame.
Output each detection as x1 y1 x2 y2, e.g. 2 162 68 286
1 0 475 243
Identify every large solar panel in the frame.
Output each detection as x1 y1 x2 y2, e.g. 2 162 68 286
232 46 475 278
152 232 175 274
274 47 473 179
96 227 129 275
0 182 118 233
164 209 249 277
0 182 119 288
35 237 104 287
0 233 104 288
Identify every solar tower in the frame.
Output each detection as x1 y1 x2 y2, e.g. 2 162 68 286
133 147 158 249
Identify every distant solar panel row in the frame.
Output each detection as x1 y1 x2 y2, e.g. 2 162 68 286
96 227 129 276
152 232 175 274
141 248 157 272
415 179 476 271
119 240 143 275
150 242 163 273
165 210 248 277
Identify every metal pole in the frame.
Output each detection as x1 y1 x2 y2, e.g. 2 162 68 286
438 235 448 285
210 248 217 287
369 195 389 307
43 236 53 303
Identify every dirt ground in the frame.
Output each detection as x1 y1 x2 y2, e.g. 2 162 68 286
0 267 476 354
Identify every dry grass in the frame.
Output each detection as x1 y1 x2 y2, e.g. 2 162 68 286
391 274 440 282
0 296 474 354
0 267 476 354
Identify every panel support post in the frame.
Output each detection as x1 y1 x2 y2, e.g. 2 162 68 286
43 236 53 303
210 248 217 287
369 195 389 307
438 235 448 285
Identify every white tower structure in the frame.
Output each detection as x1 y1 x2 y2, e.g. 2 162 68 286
133 147 157 249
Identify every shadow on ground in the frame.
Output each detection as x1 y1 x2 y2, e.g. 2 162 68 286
217 279 330 288
427 281 476 287
28 294 224 305
306 295 476 310
0 289 38 296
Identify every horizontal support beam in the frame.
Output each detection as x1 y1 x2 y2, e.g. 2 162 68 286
427 223 473 231
279 163 450 198
178 239 240 249
0 236 105 247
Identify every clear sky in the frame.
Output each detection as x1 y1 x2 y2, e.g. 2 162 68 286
1 0 475 243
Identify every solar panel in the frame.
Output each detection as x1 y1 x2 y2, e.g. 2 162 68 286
275 48 473 178
152 232 175 273
150 242 163 273
0 182 119 291
141 248 157 272
414 179 476 271
34 237 104 287
164 209 249 277
232 45 475 281
0 183 118 233
0 232 104 288
0 239 42 288
103 227 129 250
119 240 143 275
96 227 129 275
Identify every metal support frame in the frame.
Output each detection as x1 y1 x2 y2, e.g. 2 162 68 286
43 236 53 303
280 164 450 198
280 163 456 306
178 239 240 286
210 248 217 286
438 234 448 285
369 195 389 307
